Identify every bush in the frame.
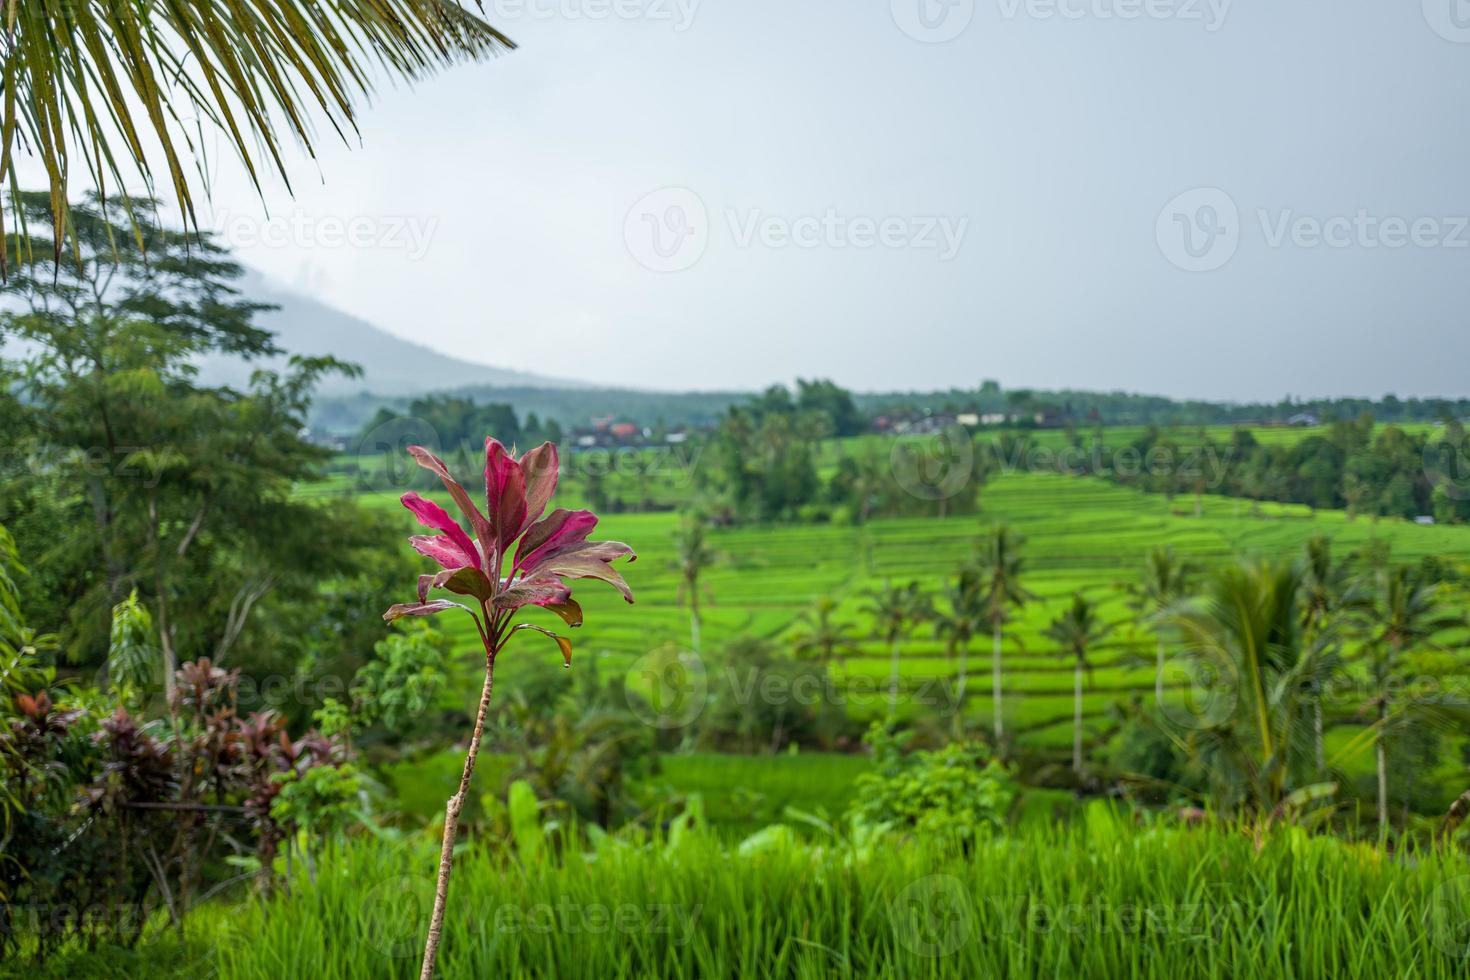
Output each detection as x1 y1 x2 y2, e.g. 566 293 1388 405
848 724 1017 841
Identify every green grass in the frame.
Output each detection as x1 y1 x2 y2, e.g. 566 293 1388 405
42 809 1470 978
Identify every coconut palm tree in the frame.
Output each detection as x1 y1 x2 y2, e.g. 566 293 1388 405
1 0 513 272
932 565 985 733
1359 565 1466 832
1126 546 1193 706
1297 536 1365 777
792 596 861 670
672 513 719 654
864 579 933 719
975 524 1035 743
1044 593 1113 774
1167 560 1331 814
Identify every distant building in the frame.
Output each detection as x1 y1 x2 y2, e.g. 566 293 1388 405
1415 515 1436 526
1287 413 1320 427
980 412 1007 426
956 412 980 427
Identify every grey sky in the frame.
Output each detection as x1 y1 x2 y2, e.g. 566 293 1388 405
40 1 1470 400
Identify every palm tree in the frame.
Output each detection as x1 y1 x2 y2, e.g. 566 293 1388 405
672 513 719 654
1126 547 1193 707
1044 594 1113 774
932 566 985 733
792 597 861 669
1167 560 1328 814
2 0 513 272
864 580 933 719
1361 565 1465 832
975 524 1035 743
1297 536 1363 777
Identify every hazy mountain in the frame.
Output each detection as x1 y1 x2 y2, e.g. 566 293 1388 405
194 270 588 397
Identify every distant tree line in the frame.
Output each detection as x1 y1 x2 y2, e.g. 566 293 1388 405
317 373 1470 438
1011 418 1470 523
860 383 1470 430
359 396 564 456
699 381 988 523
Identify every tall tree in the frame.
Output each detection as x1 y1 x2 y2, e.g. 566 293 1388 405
864 580 932 720
1297 536 1362 777
1361 565 1465 832
671 513 719 654
976 524 1035 744
1 0 512 272
0 195 388 698
1044 593 1113 774
1127 546 1193 707
792 597 861 670
932 565 985 734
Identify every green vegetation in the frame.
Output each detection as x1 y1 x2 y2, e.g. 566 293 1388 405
6 207 1470 976
19 807 1470 979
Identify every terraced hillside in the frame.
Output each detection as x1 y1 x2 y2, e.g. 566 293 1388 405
320 469 1470 769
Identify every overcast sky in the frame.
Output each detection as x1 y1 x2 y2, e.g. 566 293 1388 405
36 1 1470 400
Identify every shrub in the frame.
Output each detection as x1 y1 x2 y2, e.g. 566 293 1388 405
848 724 1017 841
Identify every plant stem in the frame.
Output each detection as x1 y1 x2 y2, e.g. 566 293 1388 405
992 625 1004 742
419 652 496 979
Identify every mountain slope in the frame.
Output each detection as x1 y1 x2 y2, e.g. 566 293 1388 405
194 270 587 397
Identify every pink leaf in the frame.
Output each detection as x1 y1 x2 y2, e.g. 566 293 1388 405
484 438 527 554
515 509 598 574
407 446 495 559
409 535 475 571
382 599 472 622
519 442 559 527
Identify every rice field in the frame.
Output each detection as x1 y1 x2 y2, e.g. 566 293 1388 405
305 461 1470 796
31 805 1470 979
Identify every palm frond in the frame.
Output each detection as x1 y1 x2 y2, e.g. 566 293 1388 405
0 0 515 273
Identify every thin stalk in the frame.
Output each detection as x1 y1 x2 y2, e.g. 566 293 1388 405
992 624 1004 741
887 634 902 718
1073 660 1084 774
420 623 498 979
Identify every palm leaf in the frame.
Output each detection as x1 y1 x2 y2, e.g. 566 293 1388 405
0 0 515 273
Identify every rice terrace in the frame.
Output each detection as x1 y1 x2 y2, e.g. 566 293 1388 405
4 3 1470 979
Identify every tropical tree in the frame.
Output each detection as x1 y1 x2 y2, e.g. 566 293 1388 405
1127 546 1193 706
1167 560 1332 814
1043 593 1113 774
792 597 861 670
1358 565 1466 831
0 0 513 272
1297 536 1363 776
671 512 719 654
932 565 985 733
975 524 1035 743
864 580 932 719
0 195 394 690
384 438 636 978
